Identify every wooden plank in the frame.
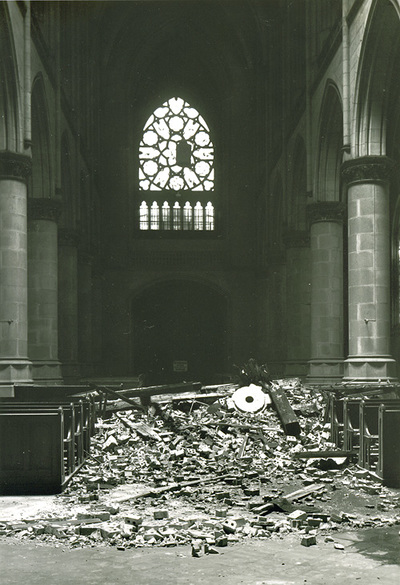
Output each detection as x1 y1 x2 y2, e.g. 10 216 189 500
95 385 145 412
293 450 356 459
284 483 325 502
116 413 161 440
115 473 232 503
263 383 301 436
113 381 202 399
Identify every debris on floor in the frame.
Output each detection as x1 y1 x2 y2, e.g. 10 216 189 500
1 377 400 551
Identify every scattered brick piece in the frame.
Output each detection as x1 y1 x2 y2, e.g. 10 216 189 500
301 534 317 547
154 510 169 520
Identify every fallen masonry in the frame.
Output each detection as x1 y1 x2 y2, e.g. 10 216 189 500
1 378 400 552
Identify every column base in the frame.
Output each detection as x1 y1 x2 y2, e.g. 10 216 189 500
307 358 344 385
0 359 33 384
31 360 63 384
343 356 398 382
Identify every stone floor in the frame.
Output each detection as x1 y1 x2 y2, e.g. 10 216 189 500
1 526 399 585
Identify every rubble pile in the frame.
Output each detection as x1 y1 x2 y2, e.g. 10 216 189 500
1 378 400 551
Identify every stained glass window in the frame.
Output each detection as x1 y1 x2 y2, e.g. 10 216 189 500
138 97 215 232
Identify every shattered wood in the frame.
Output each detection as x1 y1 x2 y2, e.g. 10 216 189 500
1 377 400 551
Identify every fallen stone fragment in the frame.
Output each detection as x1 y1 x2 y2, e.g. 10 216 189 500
222 520 237 534
78 524 99 536
215 534 228 547
301 534 317 547
154 510 169 520
288 510 308 521
103 435 119 451
191 540 204 557
215 508 228 518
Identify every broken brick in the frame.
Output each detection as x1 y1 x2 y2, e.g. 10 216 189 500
301 534 317 547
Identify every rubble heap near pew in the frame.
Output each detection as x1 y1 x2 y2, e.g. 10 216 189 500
1 378 400 552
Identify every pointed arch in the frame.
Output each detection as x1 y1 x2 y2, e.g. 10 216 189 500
138 96 216 233
60 133 75 228
289 136 307 231
31 75 52 199
316 82 343 201
131 279 228 384
0 2 21 152
139 96 214 192
354 0 400 157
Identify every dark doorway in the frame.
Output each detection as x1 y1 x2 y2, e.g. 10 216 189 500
132 281 227 385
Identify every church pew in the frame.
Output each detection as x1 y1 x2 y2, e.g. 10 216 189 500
377 404 400 487
0 408 67 494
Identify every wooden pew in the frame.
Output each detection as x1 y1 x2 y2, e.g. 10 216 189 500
0 408 66 494
377 404 400 487
326 394 345 447
343 397 363 451
0 391 97 494
359 399 400 470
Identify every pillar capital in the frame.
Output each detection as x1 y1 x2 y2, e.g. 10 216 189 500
28 197 62 222
0 151 32 182
283 229 310 249
307 201 346 225
342 156 395 185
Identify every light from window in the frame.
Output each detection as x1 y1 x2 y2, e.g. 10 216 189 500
205 202 214 231
150 201 159 230
138 97 216 232
139 200 215 233
139 97 214 192
173 202 181 230
162 201 171 230
183 201 193 230
140 201 149 230
194 201 204 231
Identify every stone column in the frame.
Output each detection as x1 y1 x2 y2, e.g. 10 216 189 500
78 251 93 379
58 228 80 381
307 202 345 383
284 230 311 378
342 156 397 381
27 198 62 382
0 152 33 386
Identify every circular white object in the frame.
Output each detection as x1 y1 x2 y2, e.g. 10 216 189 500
232 384 266 413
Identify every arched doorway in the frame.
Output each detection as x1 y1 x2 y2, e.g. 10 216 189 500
132 281 228 385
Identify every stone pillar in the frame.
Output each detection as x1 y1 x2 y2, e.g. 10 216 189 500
58 228 80 381
78 251 93 378
28 198 62 382
342 156 397 381
284 230 311 378
307 202 345 383
0 152 33 385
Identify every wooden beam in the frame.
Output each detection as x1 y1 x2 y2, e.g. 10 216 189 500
94 385 145 412
263 383 301 436
293 450 356 459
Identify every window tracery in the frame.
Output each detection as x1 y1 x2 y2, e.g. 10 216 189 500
138 97 215 232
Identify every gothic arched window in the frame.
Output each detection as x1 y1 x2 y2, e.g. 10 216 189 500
138 97 215 232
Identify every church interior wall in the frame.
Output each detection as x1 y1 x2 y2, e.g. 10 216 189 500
2 0 400 387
